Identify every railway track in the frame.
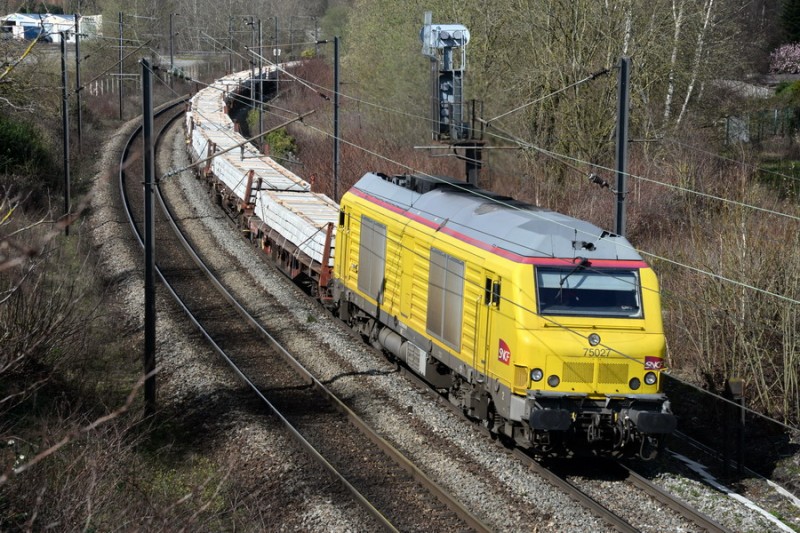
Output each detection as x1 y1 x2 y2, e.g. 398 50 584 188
118 99 490 532
390 358 730 533
108 91 789 530
618 461 729 532
533 455 728 533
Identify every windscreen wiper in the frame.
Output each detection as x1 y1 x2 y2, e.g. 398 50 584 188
557 257 590 302
560 257 590 288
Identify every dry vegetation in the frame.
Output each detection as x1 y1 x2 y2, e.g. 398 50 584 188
1 0 799 528
0 23 249 526
279 51 800 430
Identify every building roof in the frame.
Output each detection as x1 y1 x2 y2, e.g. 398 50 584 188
0 13 45 24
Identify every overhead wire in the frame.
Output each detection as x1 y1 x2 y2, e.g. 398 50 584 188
73 39 153 96
484 67 610 125
129 33 740 250
177 63 632 332
162 61 799 429
142 63 310 183
281 72 800 430
192 23 798 424
475 123 800 303
294 117 664 369
304 107 800 309
473 116 800 318
663 135 800 185
506 134 800 224
268 59 800 424
232 57 800 318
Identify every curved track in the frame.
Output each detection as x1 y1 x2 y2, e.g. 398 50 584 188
118 99 490 532
110 79 776 530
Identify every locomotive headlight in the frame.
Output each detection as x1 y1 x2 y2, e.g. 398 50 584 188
547 375 560 387
588 333 601 346
629 377 641 390
644 372 657 386
530 368 544 382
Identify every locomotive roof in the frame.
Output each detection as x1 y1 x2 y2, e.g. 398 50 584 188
352 172 643 263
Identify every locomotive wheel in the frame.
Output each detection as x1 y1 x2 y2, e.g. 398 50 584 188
482 402 496 433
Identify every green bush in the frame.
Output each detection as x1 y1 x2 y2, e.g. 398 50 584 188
266 128 296 160
0 115 53 174
0 114 59 202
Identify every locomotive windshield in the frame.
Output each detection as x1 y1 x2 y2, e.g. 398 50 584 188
536 267 642 318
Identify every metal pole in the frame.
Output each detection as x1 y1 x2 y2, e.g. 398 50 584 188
615 56 630 237
466 145 481 187
118 12 123 120
274 17 279 95
289 17 293 61
74 14 82 152
169 13 177 89
249 16 255 98
142 58 157 417
228 16 233 74
333 36 340 201
258 18 263 147
169 13 174 70
738 395 745 476
61 33 71 236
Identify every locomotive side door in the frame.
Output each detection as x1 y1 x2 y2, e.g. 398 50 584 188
338 207 352 285
477 271 501 377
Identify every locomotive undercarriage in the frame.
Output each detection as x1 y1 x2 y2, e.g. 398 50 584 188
527 394 676 460
334 292 675 460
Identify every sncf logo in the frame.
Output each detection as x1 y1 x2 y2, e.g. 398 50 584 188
644 356 664 370
498 339 511 365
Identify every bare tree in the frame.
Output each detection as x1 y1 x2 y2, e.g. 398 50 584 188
674 0 715 128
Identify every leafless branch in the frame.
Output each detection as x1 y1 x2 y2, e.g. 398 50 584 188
0 192 93 274
0 374 149 486
0 30 41 82
0 96 35 113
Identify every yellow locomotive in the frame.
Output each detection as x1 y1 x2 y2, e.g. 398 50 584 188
333 172 676 458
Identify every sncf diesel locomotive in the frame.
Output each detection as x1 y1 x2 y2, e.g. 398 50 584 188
187 69 675 459
331 172 676 458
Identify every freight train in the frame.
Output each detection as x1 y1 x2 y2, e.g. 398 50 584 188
185 67 676 459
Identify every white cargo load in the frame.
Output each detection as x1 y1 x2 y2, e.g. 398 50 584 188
255 191 338 266
187 67 338 267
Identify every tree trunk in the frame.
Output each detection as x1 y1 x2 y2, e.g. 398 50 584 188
663 0 685 122
675 0 714 128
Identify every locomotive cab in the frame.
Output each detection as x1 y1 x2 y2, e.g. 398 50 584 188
520 261 676 458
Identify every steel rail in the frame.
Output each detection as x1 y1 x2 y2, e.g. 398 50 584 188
619 463 729 533
119 100 396 531
154 133 492 533
382 358 638 531
393 360 728 533
511 449 639 533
